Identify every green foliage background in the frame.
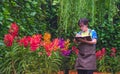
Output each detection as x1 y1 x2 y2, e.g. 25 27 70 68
0 0 120 49
0 0 120 73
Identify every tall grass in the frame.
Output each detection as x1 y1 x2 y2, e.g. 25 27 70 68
58 0 120 49
58 0 92 38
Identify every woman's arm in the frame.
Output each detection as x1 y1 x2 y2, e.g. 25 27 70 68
73 33 82 43
78 38 97 44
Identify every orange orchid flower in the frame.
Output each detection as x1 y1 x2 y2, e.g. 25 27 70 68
64 39 70 50
43 32 51 43
52 38 60 51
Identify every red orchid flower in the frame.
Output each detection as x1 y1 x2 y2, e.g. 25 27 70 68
19 36 31 47
30 34 42 51
96 50 104 60
111 47 116 53
101 48 106 56
72 46 79 55
9 23 19 38
4 34 14 47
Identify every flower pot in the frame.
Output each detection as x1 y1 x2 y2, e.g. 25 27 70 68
69 70 77 74
58 71 64 74
116 72 120 74
93 72 111 74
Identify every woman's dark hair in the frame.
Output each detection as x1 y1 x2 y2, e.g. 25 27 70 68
78 18 89 26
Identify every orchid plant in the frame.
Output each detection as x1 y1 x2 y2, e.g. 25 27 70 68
96 48 109 72
0 23 28 74
0 23 78 74
96 47 120 73
107 47 120 73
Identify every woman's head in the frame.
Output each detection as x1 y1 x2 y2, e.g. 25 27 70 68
78 18 89 32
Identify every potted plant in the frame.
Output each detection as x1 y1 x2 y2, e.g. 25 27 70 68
67 46 79 74
95 48 110 74
25 33 63 74
0 23 63 74
107 47 120 74
58 38 72 74
0 23 31 74
57 39 79 74
95 47 120 74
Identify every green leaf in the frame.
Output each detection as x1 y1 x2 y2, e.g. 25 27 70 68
30 12 36 16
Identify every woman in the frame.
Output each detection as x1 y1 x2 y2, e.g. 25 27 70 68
74 18 97 74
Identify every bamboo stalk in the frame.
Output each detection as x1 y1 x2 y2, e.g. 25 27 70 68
92 0 95 26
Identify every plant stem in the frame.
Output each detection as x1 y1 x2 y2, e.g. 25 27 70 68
12 60 16 74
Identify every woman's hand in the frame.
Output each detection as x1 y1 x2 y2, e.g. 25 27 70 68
73 38 77 43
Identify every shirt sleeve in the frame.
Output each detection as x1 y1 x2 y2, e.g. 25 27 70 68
76 31 81 35
91 30 97 39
